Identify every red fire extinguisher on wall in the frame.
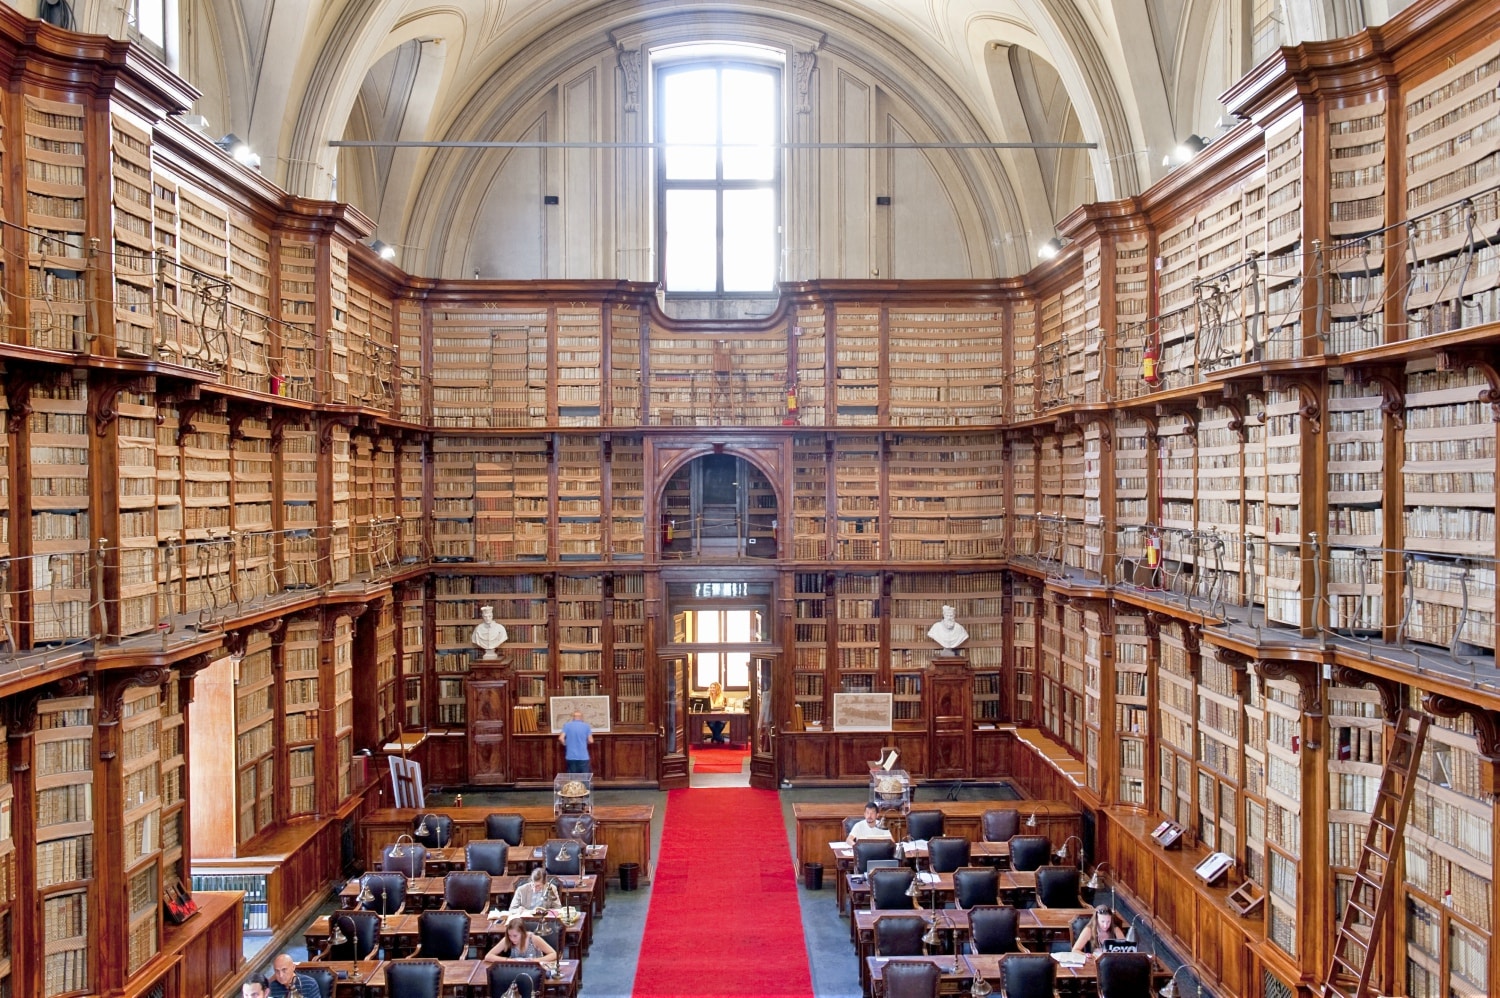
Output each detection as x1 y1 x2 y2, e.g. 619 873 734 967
1141 328 1162 387
1144 531 1163 587
661 517 676 547
783 384 799 425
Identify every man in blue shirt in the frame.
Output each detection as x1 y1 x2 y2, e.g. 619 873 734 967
266 954 321 998
559 708 593 773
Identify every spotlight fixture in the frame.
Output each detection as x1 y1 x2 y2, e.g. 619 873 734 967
371 240 397 262
1164 134 1208 167
215 133 257 167
1038 236 1070 260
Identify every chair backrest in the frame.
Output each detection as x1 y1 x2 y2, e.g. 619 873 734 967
853 839 896 873
555 813 594 845
904 810 944 841
1036 865 1082 908
952 866 999 909
359 872 408 914
1070 913 1093 943
882 958 942 998
869 867 916 910
542 839 582 875
968 905 1022 954
1008 835 1051 872
412 813 454 848
417 909 471 960
981 808 1020 842
467 840 509 876
1002 953 1058 998
385 958 444 998
842 816 862 838
521 918 563 955
873 913 927 956
927 836 970 873
382 842 428 879
486 813 526 846
326 910 381 960
444 870 493 913
865 859 902 872
487 961 544 998
302 966 337 998
1097 952 1154 998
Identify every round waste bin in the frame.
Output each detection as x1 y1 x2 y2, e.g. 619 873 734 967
803 862 824 890
618 862 640 891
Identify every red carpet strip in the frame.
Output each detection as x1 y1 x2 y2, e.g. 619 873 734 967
633 788 813 997
690 746 751 773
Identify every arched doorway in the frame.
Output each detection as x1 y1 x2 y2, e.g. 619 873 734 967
659 453 779 560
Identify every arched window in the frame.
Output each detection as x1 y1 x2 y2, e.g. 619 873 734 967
656 58 780 294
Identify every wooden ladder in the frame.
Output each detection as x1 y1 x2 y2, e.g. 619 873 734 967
1323 708 1430 998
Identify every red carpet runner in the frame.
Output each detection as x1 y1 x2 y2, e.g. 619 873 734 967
690 746 750 773
633 788 813 997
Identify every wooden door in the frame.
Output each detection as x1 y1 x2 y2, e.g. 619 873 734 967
659 655 689 788
928 660 971 779
466 674 510 784
749 655 778 789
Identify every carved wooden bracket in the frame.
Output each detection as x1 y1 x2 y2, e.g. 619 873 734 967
1182 622 1202 656
1435 349 1500 422
97 667 172 762
1422 694 1500 760
269 412 304 447
1 685 52 744
1267 375 1322 434
5 369 41 435
1205 394 1249 442
93 377 153 437
1330 665 1404 723
1353 369 1406 431
1085 417 1113 451
1154 401 1198 438
318 415 358 454
320 602 371 640
1140 412 1159 445
1257 659 1324 743
177 396 224 444
229 403 274 442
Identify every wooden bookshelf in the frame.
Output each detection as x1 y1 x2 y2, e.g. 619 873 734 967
611 574 647 728
282 619 321 818
30 376 91 644
235 631 276 845
34 693 95 996
400 584 426 729
610 435 645 560
1113 609 1148 806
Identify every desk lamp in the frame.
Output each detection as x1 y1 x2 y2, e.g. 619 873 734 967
1086 862 1116 912
329 918 348 947
1054 835 1085 867
414 813 440 840
1160 965 1201 998
970 974 993 998
356 882 375 908
1025 811 1039 829
389 833 415 858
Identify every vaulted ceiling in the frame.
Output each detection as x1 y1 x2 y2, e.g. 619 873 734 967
138 0 1405 276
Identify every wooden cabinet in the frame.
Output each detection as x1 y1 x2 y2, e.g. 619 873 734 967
466 671 511 785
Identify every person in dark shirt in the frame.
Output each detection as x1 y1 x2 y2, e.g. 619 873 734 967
267 954 322 998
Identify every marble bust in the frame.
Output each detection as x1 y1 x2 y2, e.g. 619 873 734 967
471 605 508 659
927 605 969 654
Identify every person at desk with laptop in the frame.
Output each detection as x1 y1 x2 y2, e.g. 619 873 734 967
846 802 893 842
1072 904 1130 952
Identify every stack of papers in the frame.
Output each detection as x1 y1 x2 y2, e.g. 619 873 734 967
1052 952 1087 968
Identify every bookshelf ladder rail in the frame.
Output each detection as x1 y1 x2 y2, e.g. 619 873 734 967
1322 708 1430 998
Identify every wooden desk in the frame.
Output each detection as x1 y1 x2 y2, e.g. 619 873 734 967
310 908 590 959
866 955 970 997
360 806 652 883
793 801 1080 874
832 840 1011 912
690 710 749 746
965 952 1170 992
331 958 580 997
340 874 600 921
846 871 1038 916
295 961 384 995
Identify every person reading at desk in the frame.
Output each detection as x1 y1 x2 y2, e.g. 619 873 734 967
1072 905 1129 953
705 682 729 743
510 866 559 913
484 916 559 962
846 802 893 842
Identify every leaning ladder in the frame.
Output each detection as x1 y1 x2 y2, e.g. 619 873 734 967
1323 708 1431 998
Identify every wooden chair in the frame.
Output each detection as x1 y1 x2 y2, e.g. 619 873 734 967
384 958 444 998
968 905 1024 954
412 909 470 960
981 808 1020 842
873 914 927 956
443 870 493 913
883 958 941 998
1097 952 1153 998
1001 953 1057 998
466 840 509 875
486 813 526 846
952 866 999 909
905 811 944 841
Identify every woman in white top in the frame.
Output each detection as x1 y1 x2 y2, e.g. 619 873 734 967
483 917 558 962
509 867 557 913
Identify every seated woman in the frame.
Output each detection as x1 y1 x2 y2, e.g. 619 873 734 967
509 867 557 913
484 916 559 962
705 682 728 742
1072 905 1129 953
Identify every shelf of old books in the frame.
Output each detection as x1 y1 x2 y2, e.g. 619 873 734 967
35 692 95 996
116 385 159 636
31 375 91 644
608 304 642 425
327 242 350 404
0 723 13 998
557 575 603 697
429 312 494 428
835 573 880 681
1403 691 1492 998
510 439 551 561
886 309 1004 425
1081 605 1104 792
432 575 476 727
1156 214 1198 387
608 434 645 560
280 421 319 587
120 683 164 975
794 303 826 425
350 433 374 576
833 307 881 425
1115 415 1150 560
235 629 276 845
1402 41 1500 340
1156 624 1194 827
1038 434 1062 564
328 422 352 583
791 572 828 729
373 436 397 568
177 184 231 371
276 233 317 400
834 436 881 561
557 307 602 426
24 95 88 353
1262 116 1304 363
1262 671 1304 957
400 586 426 729
1326 375 1385 632
1195 645 1242 858
1058 601 1087 756
400 438 425 562
1113 609 1148 805
283 619 321 817
1197 404 1245 603
1010 298 1037 420
1401 362 1497 652
1009 436 1037 561
1036 595 1063 739
480 575 550 723
1009 581 1038 723
333 615 355 801
150 170 185 364
159 677 186 895
226 210 272 392
558 435 602 560
1261 387 1304 627
1061 428 1087 572
1325 680 1383 926
792 436 828 560
1242 671 1268 888
1325 100 1387 354
432 437 477 562
1037 293 1064 410
111 113 156 359
399 303 424 422
374 599 398 740
232 415 275 602
611 574 647 727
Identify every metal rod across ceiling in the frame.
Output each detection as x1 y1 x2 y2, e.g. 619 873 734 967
328 140 1098 150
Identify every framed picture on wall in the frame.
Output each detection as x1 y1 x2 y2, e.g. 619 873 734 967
832 692 894 732
549 695 612 733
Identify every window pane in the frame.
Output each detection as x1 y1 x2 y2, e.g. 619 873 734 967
726 610 753 642
662 69 718 180
695 654 720 688
664 190 718 292
722 68 776 180
700 612 722 642
726 653 750 688
722 188 776 292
